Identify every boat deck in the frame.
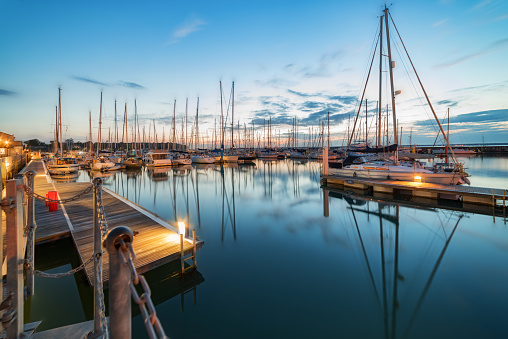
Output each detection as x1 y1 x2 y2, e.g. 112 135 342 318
25 160 202 286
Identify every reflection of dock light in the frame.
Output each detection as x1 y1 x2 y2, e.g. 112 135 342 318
414 175 422 182
178 221 186 235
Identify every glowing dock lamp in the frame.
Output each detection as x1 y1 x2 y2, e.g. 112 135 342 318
414 175 422 183
178 221 186 235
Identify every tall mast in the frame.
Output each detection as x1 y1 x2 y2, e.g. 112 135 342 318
196 97 199 151
58 87 63 155
231 81 234 150
55 106 58 154
365 99 368 146
114 100 117 150
327 111 330 149
173 99 176 150
125 103 128 154
185 98 188 149
97 91 102 155
220 81 224 159
384 5 398 162
378 14 384 148
134 99 137 153
89 111 92 155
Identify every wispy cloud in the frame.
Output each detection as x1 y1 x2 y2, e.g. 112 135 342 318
0 89 16 96
168 18 206 44
118 81 145 89
436 37 508 68
436 99 459 107
495 13 508 21
414 109 508 126
301 50 342 78
473 0 492 10
432 19 448 27
72 76 108 86
255 77 298 88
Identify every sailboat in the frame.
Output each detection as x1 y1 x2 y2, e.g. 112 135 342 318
191 97 215 164
330 6 470 185
47 88 80 175
92 93 118 171
213 81 238 163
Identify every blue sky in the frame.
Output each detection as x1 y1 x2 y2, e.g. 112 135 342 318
1 0 507 146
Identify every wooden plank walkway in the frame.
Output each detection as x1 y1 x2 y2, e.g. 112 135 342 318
25 160 203 286
23 161 72 243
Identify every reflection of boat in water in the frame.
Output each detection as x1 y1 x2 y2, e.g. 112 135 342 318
89 170 117 179
192 163 215 170
147 166 171 181
50 172 81 183
173 165 192 176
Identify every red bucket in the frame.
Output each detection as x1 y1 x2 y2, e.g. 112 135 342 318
48 191 58 211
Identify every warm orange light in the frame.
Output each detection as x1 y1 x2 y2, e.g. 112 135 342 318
178 221 186 235
414 175 422 182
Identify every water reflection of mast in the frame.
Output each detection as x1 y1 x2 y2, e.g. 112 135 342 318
220 165 237 242
346 197 463 339
403 214 463 337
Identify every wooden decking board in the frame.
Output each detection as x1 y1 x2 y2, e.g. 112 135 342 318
322 174 507 199
24 160 203 287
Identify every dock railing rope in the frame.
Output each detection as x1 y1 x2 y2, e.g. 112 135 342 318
0 172 110 338
104 226 168 339
23 181 93 204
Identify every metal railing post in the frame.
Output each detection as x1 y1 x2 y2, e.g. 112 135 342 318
26 170 37 297
90 177 104 338
104 226 134 339
6 178 24 338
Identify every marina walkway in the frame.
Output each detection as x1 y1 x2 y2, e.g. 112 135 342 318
322 173 507 210
25 160 203 286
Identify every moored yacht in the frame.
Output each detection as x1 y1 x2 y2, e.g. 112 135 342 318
47 157 80 175
144 151 172 167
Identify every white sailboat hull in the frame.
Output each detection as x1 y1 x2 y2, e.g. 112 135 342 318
329 165 466 185
191 156 215 164
47 164 80 175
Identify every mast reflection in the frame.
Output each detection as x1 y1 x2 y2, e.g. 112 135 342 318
324 188 465 339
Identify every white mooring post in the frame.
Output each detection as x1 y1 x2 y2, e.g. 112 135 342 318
6 178 25 338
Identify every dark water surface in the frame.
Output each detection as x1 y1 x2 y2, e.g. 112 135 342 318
26 156 508 338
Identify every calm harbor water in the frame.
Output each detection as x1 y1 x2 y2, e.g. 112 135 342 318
26 155 508 338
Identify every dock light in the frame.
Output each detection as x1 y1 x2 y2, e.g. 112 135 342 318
414 175 422 182
178 221 186 235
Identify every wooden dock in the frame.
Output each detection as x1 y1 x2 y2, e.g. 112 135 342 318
322 174 508 212
25 160 203 286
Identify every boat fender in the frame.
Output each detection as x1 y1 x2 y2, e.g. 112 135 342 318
353 172 357 177
387 175 391 180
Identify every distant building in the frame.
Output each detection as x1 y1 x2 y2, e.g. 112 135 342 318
0 131 24 157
